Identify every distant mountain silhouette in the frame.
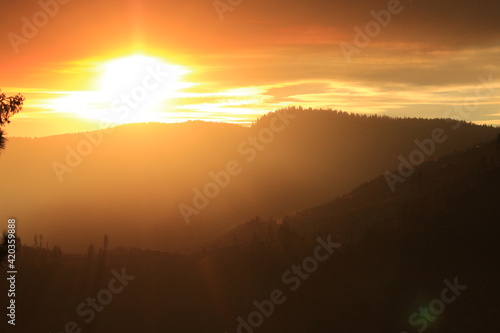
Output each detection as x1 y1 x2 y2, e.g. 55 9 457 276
216 135 500 250
1 108 499 252
5 135 500 333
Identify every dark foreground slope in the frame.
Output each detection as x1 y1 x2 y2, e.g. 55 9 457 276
3 139 500 332
1 108 499 253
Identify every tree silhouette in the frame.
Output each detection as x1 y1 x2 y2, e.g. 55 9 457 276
0 232 20 266
87 243 95 259
0 91 24 150
103 234 109 251
0 233 8 263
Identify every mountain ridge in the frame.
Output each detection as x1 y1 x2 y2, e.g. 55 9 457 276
2 108 499 252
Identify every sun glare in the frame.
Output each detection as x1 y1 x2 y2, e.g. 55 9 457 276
50 54 193 125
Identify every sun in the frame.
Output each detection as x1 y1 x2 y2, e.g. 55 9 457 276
50 54 193 125
95 54 192 124
98 55 188 95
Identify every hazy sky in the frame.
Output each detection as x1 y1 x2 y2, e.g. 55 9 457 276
2 0 500 137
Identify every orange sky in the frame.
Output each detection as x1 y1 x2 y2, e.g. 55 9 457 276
1 0 500 137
